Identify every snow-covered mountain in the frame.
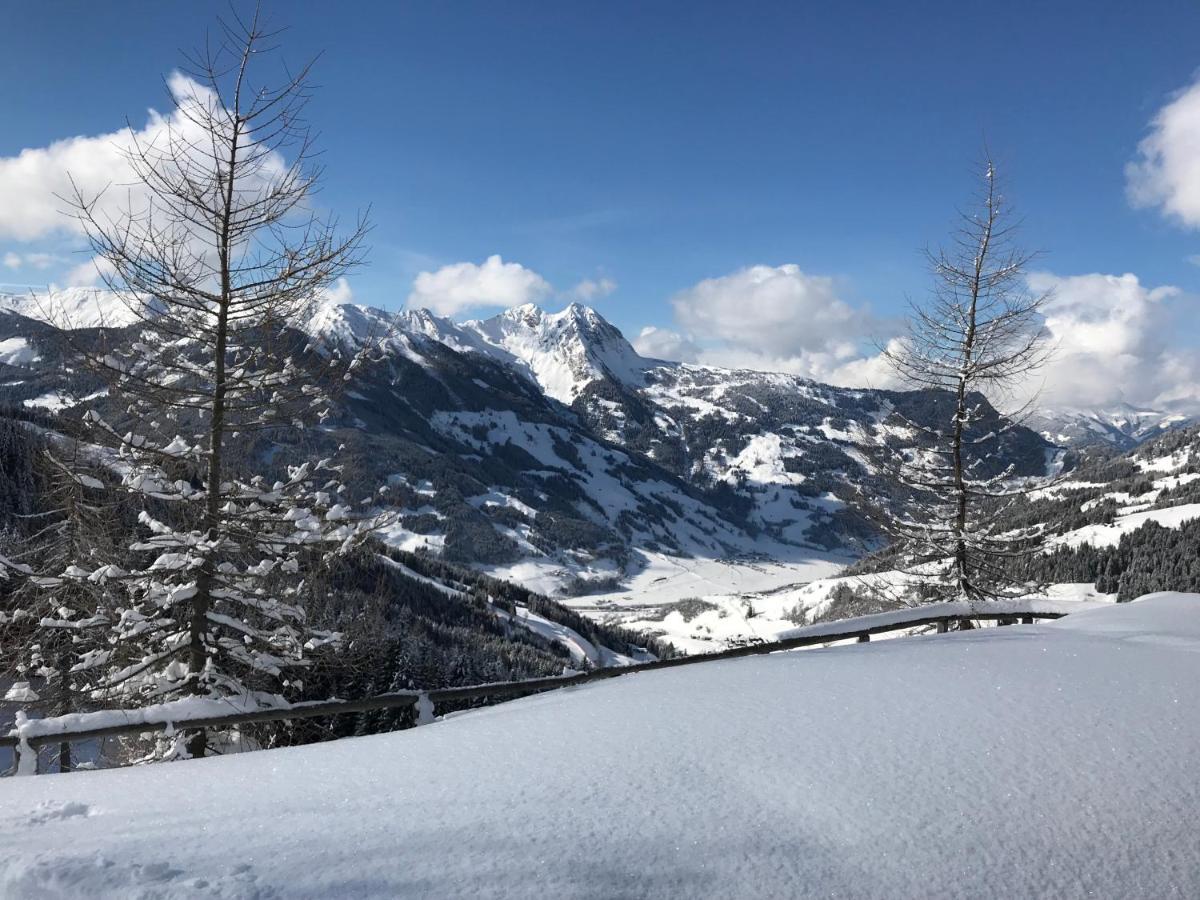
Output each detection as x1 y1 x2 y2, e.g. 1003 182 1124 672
0 288 142 330
0 297 1060 649
775 421 1200 641
1030 403 1198 450
310 300 651 403
7 286 1200 654
11 293 1197 650
302 298 1053 553
461 303 650 403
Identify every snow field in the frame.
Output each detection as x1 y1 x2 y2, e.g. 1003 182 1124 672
1 594 1197 898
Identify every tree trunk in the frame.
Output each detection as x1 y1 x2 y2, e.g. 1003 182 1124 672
185 118 241 760
951 176 994 603
57 647 72 773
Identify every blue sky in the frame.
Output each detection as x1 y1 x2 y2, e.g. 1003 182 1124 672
2 1 1200 407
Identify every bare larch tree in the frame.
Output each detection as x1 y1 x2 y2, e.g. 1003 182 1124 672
59 10 370 756
884 157 1052 605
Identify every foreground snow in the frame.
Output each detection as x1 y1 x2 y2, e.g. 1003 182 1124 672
2 594 1198 898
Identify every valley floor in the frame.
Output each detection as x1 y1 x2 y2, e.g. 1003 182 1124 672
2 594 1197 898
557 549 849 653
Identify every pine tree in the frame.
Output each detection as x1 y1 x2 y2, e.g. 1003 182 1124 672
883 156 1052 606
0 443 117 771
57 10 371 757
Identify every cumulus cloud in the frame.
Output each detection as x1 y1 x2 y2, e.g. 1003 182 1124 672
633 326 700 362
639 263 1198 411
689 342 901 388
321 277 354 305
1127 74 1200 227
407 255 551 317
671 264 870 358
1028 271 1198 410
837 273 1198 410
633 264 895 386
568 276 617 302
0 72 289 307
0 72 249 243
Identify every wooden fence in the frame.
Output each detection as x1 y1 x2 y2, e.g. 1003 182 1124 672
0 606 1065 775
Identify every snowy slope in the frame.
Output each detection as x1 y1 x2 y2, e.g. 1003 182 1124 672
0 288 140 329
0 337 39 366
1056 502 1200 549
1042 432 1200 552
1 594 1197 898
561 550 848 653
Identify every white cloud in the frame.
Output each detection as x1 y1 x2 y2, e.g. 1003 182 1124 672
322 277 354 305
1127 74 1200 228
568 277 617 302
2 253 19 270
0 72 285 251
407 255 551 317
633 326 700 362
831 273 1198 410
634 264 894 386
1028 271 1198 410
671 264 870 358
639 264 1199 411
682 342 900 388
61 255 115 287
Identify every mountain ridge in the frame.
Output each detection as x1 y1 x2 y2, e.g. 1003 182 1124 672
0 293 1073 650
1029 403 1198 450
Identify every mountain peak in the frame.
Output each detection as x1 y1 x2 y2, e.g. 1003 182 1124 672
460 303 647 403
501 303 547 324
306 299 648 404
560 300 593 318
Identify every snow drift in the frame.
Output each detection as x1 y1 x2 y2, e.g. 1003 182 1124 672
1 593 1198 898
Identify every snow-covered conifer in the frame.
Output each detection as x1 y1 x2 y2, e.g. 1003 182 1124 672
0 441 117 770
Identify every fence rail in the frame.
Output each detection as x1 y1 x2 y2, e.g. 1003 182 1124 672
1 604 1072 773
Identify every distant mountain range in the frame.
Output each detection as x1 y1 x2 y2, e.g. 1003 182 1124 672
1029 404 1198 451
2 288 1193 650
0 291 1047 573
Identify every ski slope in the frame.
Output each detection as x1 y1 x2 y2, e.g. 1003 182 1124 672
1 594 1198 898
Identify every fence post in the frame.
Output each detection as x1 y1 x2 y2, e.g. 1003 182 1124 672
12 712 36 776
415 692 435 727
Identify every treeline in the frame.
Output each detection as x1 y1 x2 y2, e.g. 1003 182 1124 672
1019 520 1200 600
247 541 676 748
